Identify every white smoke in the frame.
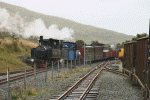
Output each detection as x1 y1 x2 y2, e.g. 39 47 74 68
0 7 74 40
0 8 10 28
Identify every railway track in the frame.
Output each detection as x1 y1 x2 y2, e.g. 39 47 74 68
0 63 82 86
53 61 107 100
0 68 48 85
49 60 127 100
0 69 33 76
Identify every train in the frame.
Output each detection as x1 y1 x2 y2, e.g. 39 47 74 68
31 36 119 68
122 36 150 98
31 36 80 67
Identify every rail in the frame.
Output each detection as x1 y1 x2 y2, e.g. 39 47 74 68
57 62 105 100
0 69 33 76
79 68 103 100
0 69 46 85
104 67 130 78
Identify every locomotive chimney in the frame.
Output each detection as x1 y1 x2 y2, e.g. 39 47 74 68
40 36 43 45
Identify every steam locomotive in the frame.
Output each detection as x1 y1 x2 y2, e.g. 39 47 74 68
31 36 80 68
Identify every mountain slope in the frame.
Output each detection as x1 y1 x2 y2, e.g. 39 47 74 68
0 1 134 44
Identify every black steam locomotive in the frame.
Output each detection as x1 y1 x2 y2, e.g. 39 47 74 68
31 36 63 67
31 36 79 68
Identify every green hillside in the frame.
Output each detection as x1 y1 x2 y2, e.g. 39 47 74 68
0 37 38 73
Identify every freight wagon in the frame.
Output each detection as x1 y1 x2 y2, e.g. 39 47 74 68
85 46 95 61
77 44 111 62
77 46 95 62
103 44 109 59
93 45 103 61
123 41 137 73
109 50 119 59
123 36 150 98
135 37 149 89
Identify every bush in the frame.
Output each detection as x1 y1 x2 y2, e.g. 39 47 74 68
26 89 34 95
12 41 21 52
0 57 6 61
0 47 4 52
4 41 21 53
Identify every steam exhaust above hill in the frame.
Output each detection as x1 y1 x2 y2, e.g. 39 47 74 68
0 7 74 41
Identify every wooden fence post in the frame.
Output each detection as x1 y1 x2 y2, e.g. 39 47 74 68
52 61 53 80
24 67 26 89
123 68 125 74
45 62 47 83
75 59 76 68
90 58 91 67
58 60 59 77
7 67 10 100
67 60 68 71
62 61 63 69
71 60 72 70
79 58 80 66
86 61 87 67
0 89 2 100
34 63 36 87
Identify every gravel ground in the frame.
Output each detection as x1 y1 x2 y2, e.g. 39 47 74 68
96 71 142 100
0 63 76 99
0 61 99 100
34 63 100 100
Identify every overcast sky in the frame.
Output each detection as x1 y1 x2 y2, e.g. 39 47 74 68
1 0 150 36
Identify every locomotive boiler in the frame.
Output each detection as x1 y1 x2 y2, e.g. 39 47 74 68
31 36 62 67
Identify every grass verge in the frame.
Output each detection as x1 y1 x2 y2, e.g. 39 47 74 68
0 38 38 73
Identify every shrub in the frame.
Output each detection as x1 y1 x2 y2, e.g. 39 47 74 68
12 41 21 52
12 95 19 100
25 88 37 96
0 57 6 61
4 41 21 53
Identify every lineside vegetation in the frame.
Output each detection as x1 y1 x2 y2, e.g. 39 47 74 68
0 37 38 73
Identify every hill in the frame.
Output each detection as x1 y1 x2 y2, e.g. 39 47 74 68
0 1 134 44
0 37 38 73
